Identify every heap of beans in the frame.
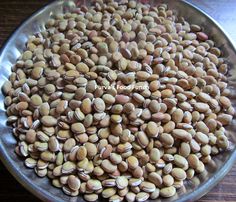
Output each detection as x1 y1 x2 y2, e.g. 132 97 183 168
2 0 234 201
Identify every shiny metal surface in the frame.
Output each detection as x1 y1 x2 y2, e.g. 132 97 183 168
0 0 236 202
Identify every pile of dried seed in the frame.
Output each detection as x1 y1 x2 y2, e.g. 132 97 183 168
2 0 235 201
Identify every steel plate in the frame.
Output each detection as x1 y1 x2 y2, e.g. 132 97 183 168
0 0 236 202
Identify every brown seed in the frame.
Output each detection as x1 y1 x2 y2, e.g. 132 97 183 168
115 95 130 104
197 32 208 41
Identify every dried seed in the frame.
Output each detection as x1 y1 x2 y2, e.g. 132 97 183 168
41 116 57 127
160 186 176 198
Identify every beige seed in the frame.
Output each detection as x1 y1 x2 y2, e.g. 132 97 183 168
116 176 128 189
41 116 57 127
126 192 136 202
102 94 115 105
150 148 160 163
85 143 98 158
174 154 188 168
136 192 150 202
146 121 158 137
217 114 233 125
148 172 162 187
198 92 211 103
136 132 149 148
39 103 50 116
94 98 106 113
172 129 192 142
195 132 209 145
71 123 85 134
84 194 99 202
81 98 92 114
48 136 60 152
68 175 81 191
140 181 156 193
159 133 174 146
87 179 102 191
127 156 139 170
188 154 200 169
2 81 12 95
163 175 174 187
172 108 184 123
115 94 130 104
194 102 210 113
31 95 43 107
171 168 187 180
102 188 117 198
160 186 176 198
217 135 229 149
101 160 117 173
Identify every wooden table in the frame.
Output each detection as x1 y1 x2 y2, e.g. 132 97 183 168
0 0 236 201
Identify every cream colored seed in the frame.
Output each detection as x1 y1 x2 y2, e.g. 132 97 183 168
174 154 188 168
71 123 85 134
140 181 156 193
93 98 106 113
136 192 150 202
41 116 57 127
68 175 81 191
102 188 117 198
160 186 176 198
171 168 187 180
145 121 158 137
127 156 139 170
116 176 128 189
77 146 87 161
39 103 50 116
148 172 162 187
87 179 102 191
101 160 117 173
84 194 99 202
31 94 43 107
172 129 192 142
126 192 136 202
150 148 161 163
85 142 98 158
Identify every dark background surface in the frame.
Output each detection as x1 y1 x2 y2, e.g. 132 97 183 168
0 0 236 201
